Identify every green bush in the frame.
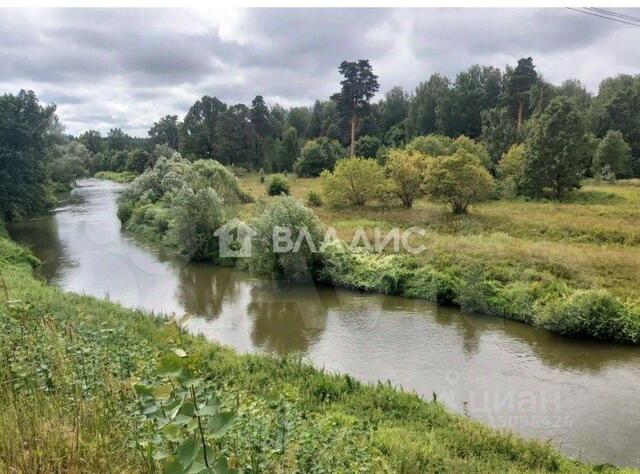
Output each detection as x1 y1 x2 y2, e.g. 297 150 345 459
267 174 290 196
305 190 323 207
294 138 345 177
321 157 387 207
535 290 640 342
406 134 452 156
246 196 325 282
173 186 228 261
404 267 460 305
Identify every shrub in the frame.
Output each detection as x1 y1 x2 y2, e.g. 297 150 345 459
404 267 460 305
406 134 452 156
267 174 290 196
295 138 345 177
321 157 387 207
535 290 640 343
448 136 492 171
354 135 382 159
422 149 494 214
246 196 325 282
172 186 228 261
384 149 429 208
306 190 323 207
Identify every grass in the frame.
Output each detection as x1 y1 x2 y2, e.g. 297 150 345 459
238 174 640 300
0 221 634 472
95 170 137 183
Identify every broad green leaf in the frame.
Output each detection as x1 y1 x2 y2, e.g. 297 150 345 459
163 456 185 474
153 383 174 401
174 401 195 426
176 439 198 468
158 352 184 378
162 424 183 442
134 383 153 396
212 455 229 474
198 393 220 416
165 398 184 420
207 412 235 439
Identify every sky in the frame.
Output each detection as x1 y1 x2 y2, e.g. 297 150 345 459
1 8 639 136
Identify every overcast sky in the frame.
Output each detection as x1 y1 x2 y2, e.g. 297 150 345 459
1 8 639 136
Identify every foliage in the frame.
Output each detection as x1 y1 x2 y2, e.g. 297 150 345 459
95 170 137 183
245 196 325 282
384 149 429 208
148 114 180 150
277 126 299 172
353 135 382 158
423 149 494 214
294 137 344 177
497 144 525 198
331 60 380 155
481 106 518 167
173 186 229 261
48 142 90 185
267 174 290 196
448 135 493 170
305 190 323 207
593 130 632 179
0 90 57 220
520 97 586 198
321 157 387 207
406 134 452 156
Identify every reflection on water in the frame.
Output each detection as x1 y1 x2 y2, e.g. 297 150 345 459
8 179 640 467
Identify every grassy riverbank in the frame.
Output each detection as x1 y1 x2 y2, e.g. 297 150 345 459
2 224 627 472
95 170 138 183
114 162 640 344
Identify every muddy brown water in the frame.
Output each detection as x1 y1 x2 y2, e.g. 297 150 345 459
9 179 640 467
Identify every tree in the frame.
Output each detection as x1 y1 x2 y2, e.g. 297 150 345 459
520 97 585 198
218 104 257 168
379 86 409 135
294 138 344 177
593 130 632 179
0 90 57 219
287 107 311 138
502 57 538 130
321 157 386 207
107 128 129 151
481 107 518 169
423 149 494 214
497 144 525 197
448 136 492 171
354 135 382 159
78 130 104 155
406 74 450 138
249 95 272 137
331 60 380 156
450 65 502 138
148 115 179 150
180 95 227 159
305 100 324 138
126 148 153 174
385 149 428 207
278 126 299 172
48 141 90 185
406 134 452 156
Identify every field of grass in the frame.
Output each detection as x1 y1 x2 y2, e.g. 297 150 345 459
239 174 640 300
2 223 628 472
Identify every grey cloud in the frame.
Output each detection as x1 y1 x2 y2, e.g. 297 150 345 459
0 8 637 136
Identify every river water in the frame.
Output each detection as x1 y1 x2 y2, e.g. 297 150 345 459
8 178 640 467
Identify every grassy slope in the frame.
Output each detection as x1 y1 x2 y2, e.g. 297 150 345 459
0 224 629 473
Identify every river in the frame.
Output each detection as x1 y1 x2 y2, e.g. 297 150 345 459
8 178 640 467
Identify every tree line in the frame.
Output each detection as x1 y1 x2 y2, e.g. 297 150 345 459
2 57 640 219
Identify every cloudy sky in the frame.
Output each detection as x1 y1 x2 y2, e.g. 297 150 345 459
1 8 639 136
